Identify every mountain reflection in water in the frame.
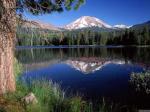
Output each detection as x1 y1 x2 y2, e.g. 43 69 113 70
16 46 150 109
65 58 130 74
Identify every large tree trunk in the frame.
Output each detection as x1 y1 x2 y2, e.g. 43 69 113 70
0 0 16 94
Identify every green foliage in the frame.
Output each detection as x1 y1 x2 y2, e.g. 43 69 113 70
26 80 65 112
14 58 23 77
16 25 150 46
16 0 85 15
67 97 85 112
3 78 87 112
130 72 150 94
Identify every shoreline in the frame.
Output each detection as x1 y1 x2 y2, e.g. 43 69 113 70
15 45 150 49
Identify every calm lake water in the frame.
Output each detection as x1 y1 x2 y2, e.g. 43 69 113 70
16 46 150 109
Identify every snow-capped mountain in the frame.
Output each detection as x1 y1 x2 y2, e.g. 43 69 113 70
113 24 131 29
64 16 112 30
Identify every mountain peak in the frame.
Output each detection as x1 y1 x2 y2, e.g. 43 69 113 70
64 16 112 30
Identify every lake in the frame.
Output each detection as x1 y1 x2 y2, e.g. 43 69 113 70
16 46 150 109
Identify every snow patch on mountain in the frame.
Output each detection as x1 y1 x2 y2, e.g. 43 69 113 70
113 24 131 29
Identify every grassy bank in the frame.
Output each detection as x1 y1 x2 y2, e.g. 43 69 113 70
1 80 117 112
2 80 138 112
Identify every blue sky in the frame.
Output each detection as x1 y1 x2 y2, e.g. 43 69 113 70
25 0 150 27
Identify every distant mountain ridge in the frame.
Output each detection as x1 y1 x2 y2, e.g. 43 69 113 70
131 21 150 30
20 19 60 31
20 16 150 31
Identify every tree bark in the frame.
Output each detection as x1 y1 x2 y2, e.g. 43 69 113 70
0 0 16 94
